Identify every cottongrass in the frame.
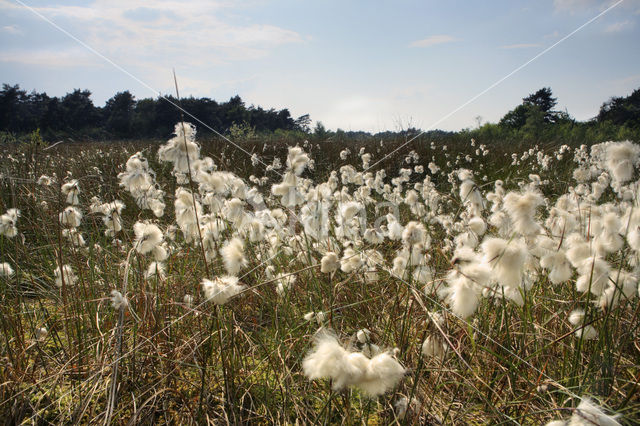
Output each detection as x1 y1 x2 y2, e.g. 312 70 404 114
202 276 245 305
2 130 640 423
220 237 247 275
302 329 406 397
0 208 19 237
546 397 621 425
0 262 14 277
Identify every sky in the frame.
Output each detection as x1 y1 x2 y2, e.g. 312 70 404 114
1 0 639 133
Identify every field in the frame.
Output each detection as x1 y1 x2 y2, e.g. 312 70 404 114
1 126 639 424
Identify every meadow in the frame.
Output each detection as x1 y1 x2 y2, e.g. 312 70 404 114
1 125 639 425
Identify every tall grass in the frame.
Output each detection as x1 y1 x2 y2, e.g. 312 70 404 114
0 133 638 424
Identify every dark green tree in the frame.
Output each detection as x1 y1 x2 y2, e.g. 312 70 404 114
500 104 534 128
0 83 307 138
295 114 312 133
523 87 557 121
61 89 100 130
500 87 566 128
153 95 181 137
314 121 328 138
104 91 136 137
597 88 640 128
222 95 249 130
0 84 27 132
132 98 156 137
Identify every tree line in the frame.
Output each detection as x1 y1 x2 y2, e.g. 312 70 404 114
0 83 638 144
0 84 311 139
464 86 640 145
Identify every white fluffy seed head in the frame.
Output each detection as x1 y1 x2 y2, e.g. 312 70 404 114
302 330 405 397
302 330 353 389
440 275 480 319
568 309 585 326
340 247 363 273
421 335 447 359
356 351 406 397
275 273 296 296
144 261 166 280
0 208 20 237
321 252 340 273
0 262 14 277
202 276 245 305
565 234 592 267
468 216 486 236
540 251 572 284
571 397 621 425
356 329 370 344
110 290 128 310
575 257 610 296
402 221 426 246
606 141 640 184
133 221 163 255
576 326 598 340
54 264 77 288
481 237 528 289
502 190 544 237
220 237 247 276
286 146 310 175
59 206 82 228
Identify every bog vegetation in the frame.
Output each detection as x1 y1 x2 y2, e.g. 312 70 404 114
1 121 640 424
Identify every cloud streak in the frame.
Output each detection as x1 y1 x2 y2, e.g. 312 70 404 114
604 20 633 32
553 0 639 13
499 43 541 49
2 24 21 34
0 48 101 67
409 35 455 48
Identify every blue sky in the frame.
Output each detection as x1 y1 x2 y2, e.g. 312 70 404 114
1 0 639 132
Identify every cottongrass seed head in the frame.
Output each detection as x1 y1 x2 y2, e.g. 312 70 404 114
202 276 245 305
221 237 248 276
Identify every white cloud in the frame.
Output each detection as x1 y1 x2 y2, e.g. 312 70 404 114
604 20 634 32
611 73 640 85
544 30 561 39
553 0 640 13
499 43 541 49
0 48 101 67
553 0 601 12
2 24 21 34
1 0 304 67
409 35 455 48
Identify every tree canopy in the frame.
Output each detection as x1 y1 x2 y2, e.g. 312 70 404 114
597 88 640 128
1 84 640 144
0 84 308 139
499 87 572 129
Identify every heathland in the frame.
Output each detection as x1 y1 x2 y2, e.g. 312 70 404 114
1 122 640 424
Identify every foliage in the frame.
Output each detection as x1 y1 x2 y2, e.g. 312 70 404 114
598 88 640 128
0 84 307 140
2 84 640 146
